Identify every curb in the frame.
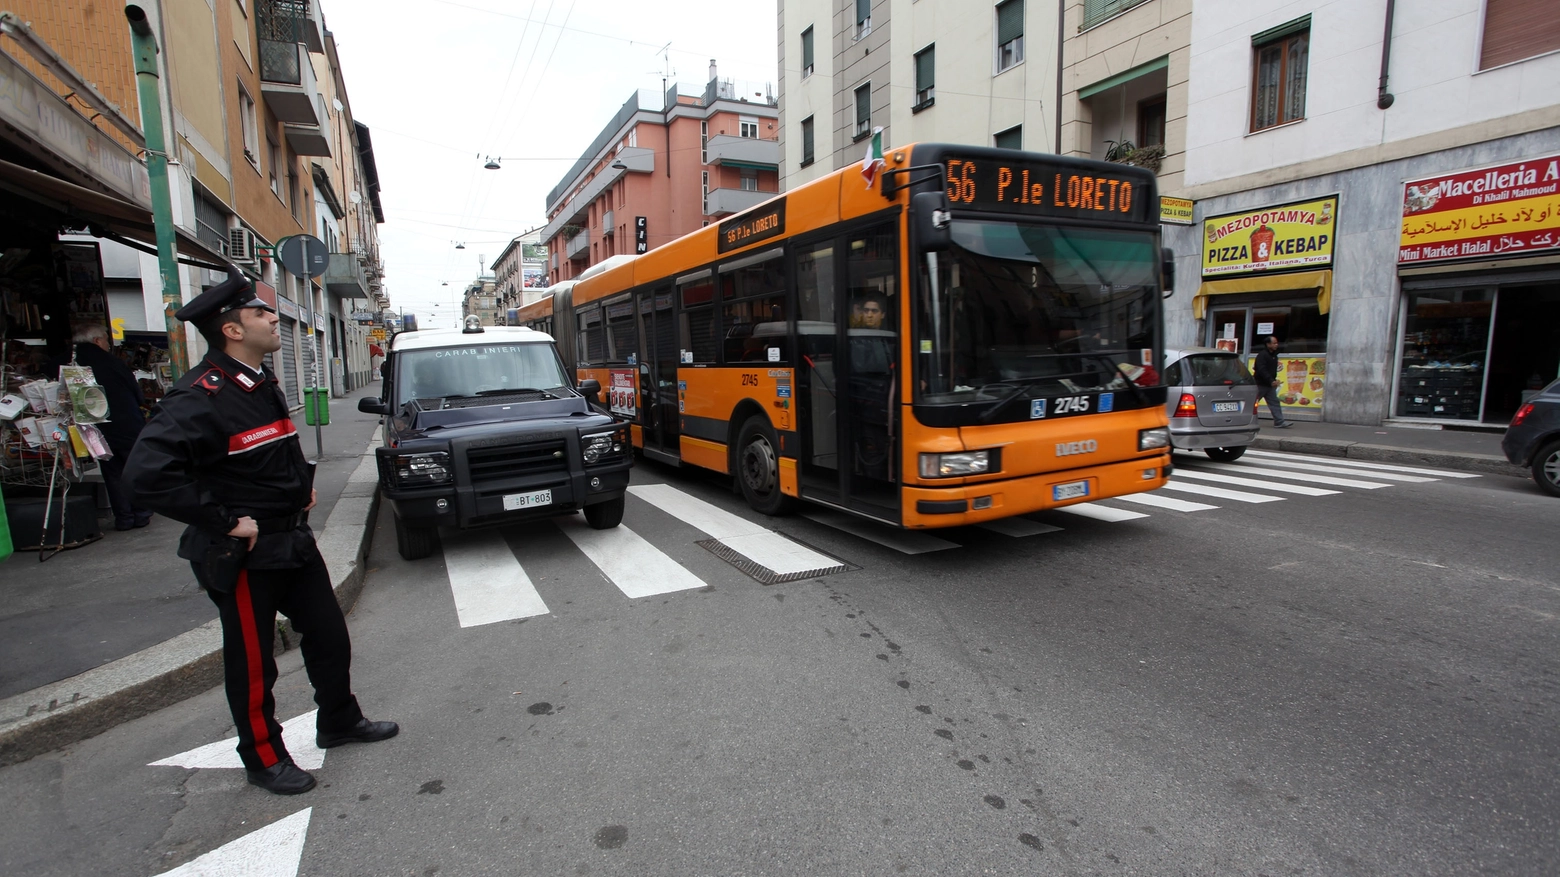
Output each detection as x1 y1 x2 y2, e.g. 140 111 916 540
0 444 382 769
1248 435 1528 478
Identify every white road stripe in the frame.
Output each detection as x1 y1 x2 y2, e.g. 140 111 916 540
1226 457 1436 483
556 516 708 598
978 517 1064 537
150 711 325 770
153 808 311 877
1115 492 1219 512
1244 449 1481 478
1198 463 1394 489
802 510 960 553
1171 469 1340 496
1160 480 1285 503
629 483 842 575
1053 502 1150 522
440 529 549 627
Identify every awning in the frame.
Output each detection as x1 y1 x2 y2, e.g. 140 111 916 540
0 157 229 268
1192 269 1333 319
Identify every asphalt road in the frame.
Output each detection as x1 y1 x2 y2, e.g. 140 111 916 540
2 450 1556 876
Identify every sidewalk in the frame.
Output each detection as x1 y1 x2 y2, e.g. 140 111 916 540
1246 415 1526 477
0 386 386 767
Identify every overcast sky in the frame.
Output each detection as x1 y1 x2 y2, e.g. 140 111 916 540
325 0 779 326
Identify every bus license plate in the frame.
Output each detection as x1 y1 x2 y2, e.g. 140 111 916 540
503 489 552 511
1052 480 1089 501
1213 401 1241 413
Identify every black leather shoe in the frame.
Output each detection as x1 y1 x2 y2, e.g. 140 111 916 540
246 759 316 795
316 718 399 749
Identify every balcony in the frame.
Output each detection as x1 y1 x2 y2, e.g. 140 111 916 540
284 97 332 155
540 146 655 244
566 229 589 261
601 210 614 235
258 39 324 125
704 134 780 170
324 253 368 298
705 187 776 218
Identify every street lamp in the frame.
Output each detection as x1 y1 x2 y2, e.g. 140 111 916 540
484 156 502 170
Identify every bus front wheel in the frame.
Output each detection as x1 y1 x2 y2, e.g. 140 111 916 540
736 415 797 516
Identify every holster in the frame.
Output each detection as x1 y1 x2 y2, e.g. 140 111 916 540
200 536 250 594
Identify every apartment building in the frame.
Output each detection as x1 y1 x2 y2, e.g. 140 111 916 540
540 62 780 284
778 0 1061 190
462 276 500 327
0 0 384 404
1161 0 1560 427
492 230 547 315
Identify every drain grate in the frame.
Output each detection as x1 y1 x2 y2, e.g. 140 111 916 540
695 536 856 585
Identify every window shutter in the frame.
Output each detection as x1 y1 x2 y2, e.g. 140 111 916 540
857 0 870 25
856 86 871 125
997 0 1024 46
916 47 935 90
1480 0 1560 69
802 28 813 71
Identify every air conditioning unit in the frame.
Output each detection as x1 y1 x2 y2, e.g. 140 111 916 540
229 228 257 265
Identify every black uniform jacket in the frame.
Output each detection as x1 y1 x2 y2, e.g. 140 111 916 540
126 350 316 568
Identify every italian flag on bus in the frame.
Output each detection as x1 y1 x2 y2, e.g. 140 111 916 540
860 127 885 188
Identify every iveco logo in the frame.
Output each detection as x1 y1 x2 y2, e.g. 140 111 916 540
1055 440 1098 456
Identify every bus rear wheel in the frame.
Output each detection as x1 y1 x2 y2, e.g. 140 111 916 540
736 415 796 516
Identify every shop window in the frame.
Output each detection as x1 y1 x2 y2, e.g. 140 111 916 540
1251 17 1309 132
1397 289 1491 421
1479 0 1560 70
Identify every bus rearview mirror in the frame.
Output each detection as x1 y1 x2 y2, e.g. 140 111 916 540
913 191 952 252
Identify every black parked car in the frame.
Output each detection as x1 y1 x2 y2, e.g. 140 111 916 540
1502 377 1560 497
360 318 632 559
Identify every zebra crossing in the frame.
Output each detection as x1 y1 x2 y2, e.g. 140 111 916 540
428 452 1478 628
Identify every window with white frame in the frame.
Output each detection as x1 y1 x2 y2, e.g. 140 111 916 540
702 170 710 213
740 116 759 138
855 0 871 40
854 83 872 138
740 171 758 191
701 120 708 163
238 84 259 167
996 0 1024 73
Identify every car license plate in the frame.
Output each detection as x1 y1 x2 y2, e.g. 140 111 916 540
502 489 552 511
1213 401 1241 413
1052 480 1089 501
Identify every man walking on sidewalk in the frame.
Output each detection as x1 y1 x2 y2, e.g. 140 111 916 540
126 266 397 796
1254 335 1292 428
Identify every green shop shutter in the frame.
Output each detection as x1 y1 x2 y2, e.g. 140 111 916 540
997 0 1024 45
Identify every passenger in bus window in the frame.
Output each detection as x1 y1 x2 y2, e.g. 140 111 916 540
855 292 888 330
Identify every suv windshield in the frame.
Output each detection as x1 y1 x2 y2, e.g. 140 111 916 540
394 342 572 407
1171 354 1254 386
915 221 1160 406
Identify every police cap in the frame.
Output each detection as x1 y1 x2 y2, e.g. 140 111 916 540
174 264 273 324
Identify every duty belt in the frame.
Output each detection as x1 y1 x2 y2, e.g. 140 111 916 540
254 511 308 534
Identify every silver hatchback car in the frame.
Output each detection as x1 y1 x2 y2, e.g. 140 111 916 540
1163 347 1261 462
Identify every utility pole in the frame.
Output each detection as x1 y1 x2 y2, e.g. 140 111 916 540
124 5 189 379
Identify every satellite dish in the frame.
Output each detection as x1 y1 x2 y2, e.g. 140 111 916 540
349 191 362 204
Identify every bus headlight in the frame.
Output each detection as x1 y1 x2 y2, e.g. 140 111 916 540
919 450 992 478
1138 427 1171 451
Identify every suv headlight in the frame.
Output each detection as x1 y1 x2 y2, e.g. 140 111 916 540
1138 427 1170 451
390 451 452 487
582 427 629 465
919 450 994 478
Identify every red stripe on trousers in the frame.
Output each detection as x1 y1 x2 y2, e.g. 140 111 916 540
235 572 278 767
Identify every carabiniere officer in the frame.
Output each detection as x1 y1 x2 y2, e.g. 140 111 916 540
126 265 397 795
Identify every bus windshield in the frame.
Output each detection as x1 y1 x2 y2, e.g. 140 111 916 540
915 221 1161 409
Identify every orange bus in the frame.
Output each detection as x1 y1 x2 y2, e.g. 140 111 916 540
520 143 1175 529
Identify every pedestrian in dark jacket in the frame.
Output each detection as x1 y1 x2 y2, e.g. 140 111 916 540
125 266 397 796
1253 335 1292 428
69 324 151 529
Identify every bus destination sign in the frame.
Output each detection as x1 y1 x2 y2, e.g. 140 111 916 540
943 156 1151 223
718 198 786 254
